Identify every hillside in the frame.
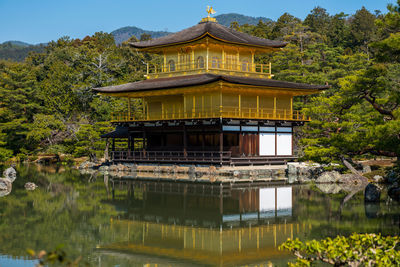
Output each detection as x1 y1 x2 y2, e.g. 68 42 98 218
111 26 171 44
214 13 271 27
0 42 46 62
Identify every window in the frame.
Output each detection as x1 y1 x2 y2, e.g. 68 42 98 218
168 60 175 71
179 52 191 70
226 54 237 70
196 56 205 68
241 60 249 71
211 56 221 68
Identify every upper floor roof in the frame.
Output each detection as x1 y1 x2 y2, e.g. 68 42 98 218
130 21 287 50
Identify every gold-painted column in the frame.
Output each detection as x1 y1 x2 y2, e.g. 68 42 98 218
163 50 166 72
269 62 272 78
222 46 225 69
206 39 209 71
127 97 131 120
184 95 187 118
251 50 255 72
177 51 180 71
142 97 145 119
192 95 196 117
191 48 195 70
236 50 240 71
219 90 223 116
273 97 277 118
201 95 204 116
238 94 241 117
256 95 259 117
290 97 293 119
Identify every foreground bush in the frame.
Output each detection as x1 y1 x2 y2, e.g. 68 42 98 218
280 233 400 266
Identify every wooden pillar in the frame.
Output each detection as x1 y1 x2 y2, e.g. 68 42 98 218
273 97 277 118
201 130 205 151
142 126 146 156
219 130 223 165
183 94 187 118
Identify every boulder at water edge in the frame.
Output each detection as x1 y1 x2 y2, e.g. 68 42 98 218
316 171 342 183
364 183 381 202
24 182 38 191
0 178 12 191
3 167 16 182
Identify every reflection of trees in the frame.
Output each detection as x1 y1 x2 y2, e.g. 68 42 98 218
0 165 122 262
292 185 400 240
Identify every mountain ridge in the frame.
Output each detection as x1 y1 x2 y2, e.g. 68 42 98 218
1 13 272 61
111 13 271 44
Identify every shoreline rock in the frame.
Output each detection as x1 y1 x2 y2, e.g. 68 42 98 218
3 167 16 182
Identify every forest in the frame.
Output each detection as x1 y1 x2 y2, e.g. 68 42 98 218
0 1 399 164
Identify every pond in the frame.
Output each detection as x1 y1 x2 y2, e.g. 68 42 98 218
0 164 399 267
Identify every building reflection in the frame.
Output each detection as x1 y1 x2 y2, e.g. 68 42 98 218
97 179 310 267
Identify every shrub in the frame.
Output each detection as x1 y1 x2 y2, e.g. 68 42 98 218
280 233 400 266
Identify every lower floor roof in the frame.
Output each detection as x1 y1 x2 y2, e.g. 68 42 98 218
93 73 329 94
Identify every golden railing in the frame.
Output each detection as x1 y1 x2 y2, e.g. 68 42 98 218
146 59 272 79
111 106 309 122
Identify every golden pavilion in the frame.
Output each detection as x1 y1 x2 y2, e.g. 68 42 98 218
94 8 327 165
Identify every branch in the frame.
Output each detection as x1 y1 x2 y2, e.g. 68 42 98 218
340 157 362 176
363 93 395 120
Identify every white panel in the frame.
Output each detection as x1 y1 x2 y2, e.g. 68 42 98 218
259 133 275 156
259 188 275 212
277 127 292 132
277 187 292 210
241 126 258 132
223 125 240 131
277 133 292 155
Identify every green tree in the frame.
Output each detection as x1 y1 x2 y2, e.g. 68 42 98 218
304 6 330 37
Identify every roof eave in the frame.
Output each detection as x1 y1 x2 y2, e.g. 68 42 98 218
129 33 287 51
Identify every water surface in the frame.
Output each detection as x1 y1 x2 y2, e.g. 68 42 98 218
0 164 399 266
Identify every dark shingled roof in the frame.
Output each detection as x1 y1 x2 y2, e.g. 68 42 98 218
101 126 130 138
130 21 287 49
93 74 329 93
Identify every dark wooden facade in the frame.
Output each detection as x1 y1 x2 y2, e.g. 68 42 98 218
106 118 301 165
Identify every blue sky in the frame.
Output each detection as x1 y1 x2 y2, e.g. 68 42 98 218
0 0 393 44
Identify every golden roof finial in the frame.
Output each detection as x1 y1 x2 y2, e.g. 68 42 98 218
201 6 217 23
206 6 216 17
